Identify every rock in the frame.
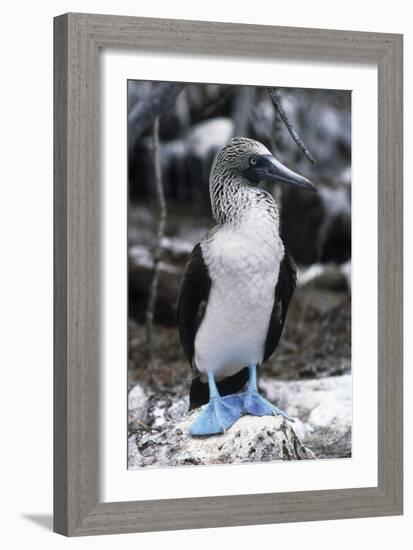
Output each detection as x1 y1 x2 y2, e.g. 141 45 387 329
259 374 352 458
127 374 351 467
148 395 189 428
127 206 211 325
129 115 234 203
128 384 149 425
128 247 182 325
281 186 325 265
281 184 351 266
128 413 315 468
298 263 350 292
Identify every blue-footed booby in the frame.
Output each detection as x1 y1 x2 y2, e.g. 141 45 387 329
177 137 316 436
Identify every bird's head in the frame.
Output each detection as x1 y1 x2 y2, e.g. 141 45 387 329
212 137 316 192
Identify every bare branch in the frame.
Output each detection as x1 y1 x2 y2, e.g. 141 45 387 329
128 82 184 151
145 117 167 368
267 87 316 165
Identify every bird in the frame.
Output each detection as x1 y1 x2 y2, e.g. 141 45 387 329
177 137 316 436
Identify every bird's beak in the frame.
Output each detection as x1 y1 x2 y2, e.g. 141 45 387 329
245 154 317 192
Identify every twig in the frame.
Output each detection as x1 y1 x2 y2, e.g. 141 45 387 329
267 87 316 165
128 82 184 151
145 118 167 367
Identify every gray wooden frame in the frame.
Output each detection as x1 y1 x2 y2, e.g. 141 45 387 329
54 12 403 536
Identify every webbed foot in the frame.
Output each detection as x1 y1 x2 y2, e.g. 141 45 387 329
241 389 294 422
191 394 243 436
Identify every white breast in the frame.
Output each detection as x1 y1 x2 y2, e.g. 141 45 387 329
194 207 284 380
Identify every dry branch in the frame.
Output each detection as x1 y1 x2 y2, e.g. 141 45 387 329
145 117 167 367
267 87 316 164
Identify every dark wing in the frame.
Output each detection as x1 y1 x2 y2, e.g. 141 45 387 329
176 243 211 368
263 249 297 362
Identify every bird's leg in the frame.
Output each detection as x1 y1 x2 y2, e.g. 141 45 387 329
190 372 243 436
241 365 294 422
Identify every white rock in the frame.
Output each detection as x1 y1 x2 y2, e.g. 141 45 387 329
128 375 352 466
260 375 352 458
128 384 149 423
260 374 351 426
128 413 315 468
188 117 233 158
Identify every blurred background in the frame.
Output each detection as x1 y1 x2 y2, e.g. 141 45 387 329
127 81 352 467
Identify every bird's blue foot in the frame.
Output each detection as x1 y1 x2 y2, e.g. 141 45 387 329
241 389 294 422
191 394 243 436
241 365 294 422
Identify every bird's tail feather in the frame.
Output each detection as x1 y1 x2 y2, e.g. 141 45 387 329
189 367 249 411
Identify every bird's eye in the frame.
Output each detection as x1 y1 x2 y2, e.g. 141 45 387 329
250 157 257 166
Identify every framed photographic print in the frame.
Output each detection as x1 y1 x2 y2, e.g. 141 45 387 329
53 13 403 536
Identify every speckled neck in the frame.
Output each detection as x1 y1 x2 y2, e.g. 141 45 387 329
210 168 280 229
